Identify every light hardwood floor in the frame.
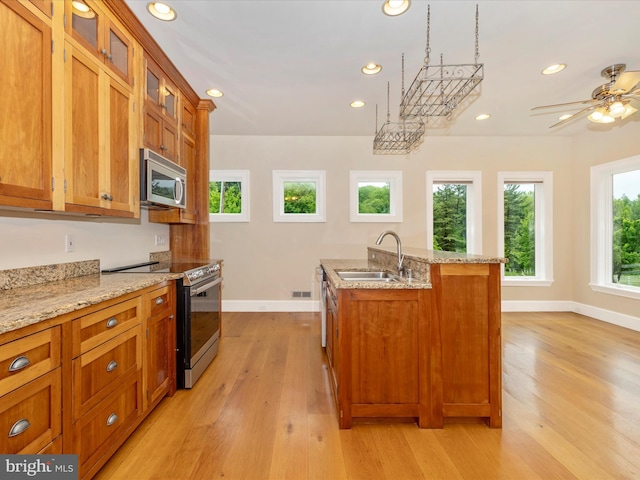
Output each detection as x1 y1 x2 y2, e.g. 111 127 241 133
96 311 640 480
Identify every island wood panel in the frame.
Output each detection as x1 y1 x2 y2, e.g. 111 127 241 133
431 263 502 427
338 288 430 428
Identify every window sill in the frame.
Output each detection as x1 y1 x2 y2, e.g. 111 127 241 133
590 283 640 300
502 278 554 287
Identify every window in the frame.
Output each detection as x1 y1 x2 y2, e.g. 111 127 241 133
591 155 640 299
349 171 403 222
426 171 482 254
273 170 326 222
209 170 250 222
497 171 553 286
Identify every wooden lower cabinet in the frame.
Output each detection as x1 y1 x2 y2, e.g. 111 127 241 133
0 369 62 453
327 262 502 429
0 281 176 478
74 372 142 479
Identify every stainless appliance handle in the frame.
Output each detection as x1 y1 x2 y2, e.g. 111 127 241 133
174 177 184 205
191 276 223 296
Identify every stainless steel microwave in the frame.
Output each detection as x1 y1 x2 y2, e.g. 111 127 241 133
140 148 186 209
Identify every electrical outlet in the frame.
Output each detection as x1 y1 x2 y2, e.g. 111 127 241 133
65 234 75 253
155 234 167 246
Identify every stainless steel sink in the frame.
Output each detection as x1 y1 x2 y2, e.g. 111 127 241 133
336 271 401 282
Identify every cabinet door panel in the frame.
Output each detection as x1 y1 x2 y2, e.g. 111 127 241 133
108 78 132 212
144 108 163 153
106 20 133 85
161 121 178 162
66 47 101 208
0 0 52 206
146 313 172 405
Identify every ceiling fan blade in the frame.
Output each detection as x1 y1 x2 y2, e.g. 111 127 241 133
611 70 640 94
531 99 596 111
548 105 597 128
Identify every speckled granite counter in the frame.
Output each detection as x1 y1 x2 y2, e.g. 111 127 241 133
0 272 181 335
321 245 507 290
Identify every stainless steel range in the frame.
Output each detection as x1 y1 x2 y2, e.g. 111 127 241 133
102 260 222 388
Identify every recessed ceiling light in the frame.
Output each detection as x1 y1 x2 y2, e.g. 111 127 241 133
475 113 491 120
382 0 411 16
350 100 366 108
558 114 573 121
206 89 224 98
71 1 95 18
147 2 177 21
362 63 382 75
542 64 566 75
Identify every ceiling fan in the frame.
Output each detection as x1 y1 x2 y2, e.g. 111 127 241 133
532 64 640 128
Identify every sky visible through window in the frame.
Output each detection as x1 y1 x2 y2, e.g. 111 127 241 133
613 170 640 199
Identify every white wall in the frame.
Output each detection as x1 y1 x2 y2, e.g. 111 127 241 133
0 209 169 270
210 134 577 306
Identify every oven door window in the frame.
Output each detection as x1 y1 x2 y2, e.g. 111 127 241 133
190 281 221 367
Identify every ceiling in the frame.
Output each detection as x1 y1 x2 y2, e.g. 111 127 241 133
124 0 640 137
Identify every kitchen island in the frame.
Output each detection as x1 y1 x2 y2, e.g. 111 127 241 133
321 245 507 429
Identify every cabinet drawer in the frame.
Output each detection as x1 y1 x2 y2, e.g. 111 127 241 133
0 369 61 454
0 327 61 396
73 326 141 419
73 297 142 357
145 285 171 318
75 373 141 471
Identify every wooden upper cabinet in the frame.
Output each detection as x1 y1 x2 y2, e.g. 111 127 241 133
182 98 197 139
29 0 52 17
143 56 179 162
64 44 137 217
0 0 52 209
65 0 134 86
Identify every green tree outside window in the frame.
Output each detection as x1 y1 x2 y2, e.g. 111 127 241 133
283 181 316 214
358 182 390 214
504 183 535 276
433 184 467 253
209 181 242 214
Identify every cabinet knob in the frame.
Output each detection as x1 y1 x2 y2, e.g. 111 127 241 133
160 145 167 151
106 318 118 328
8 356 30 372
155 297 164 305
8 419 31 437
106 413 118 426
101 48 107 55
101 193 113 201
106 360 118 372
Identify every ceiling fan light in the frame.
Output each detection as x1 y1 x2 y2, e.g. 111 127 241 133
621 104 638 119
609 101 625 117
588 108 605 122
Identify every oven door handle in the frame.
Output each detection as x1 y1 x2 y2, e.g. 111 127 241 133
191 276 223 296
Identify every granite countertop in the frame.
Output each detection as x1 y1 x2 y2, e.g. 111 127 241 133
322 246 506 290
320 259 431 290
0 272 182 335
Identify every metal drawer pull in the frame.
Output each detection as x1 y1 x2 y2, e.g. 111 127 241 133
155 297 164 305
8 419 31 437
106 413 118 426
106 318 118 328
9 356 30 372
106 360 118 372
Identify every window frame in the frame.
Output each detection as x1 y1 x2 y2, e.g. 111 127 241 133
349 170 403 223
208 169 250 223
426 170 482 254
272 170 326 223
590 155 640 300
497 171 554 286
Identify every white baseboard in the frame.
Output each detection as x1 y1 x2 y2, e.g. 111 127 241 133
502 300 640 332
223 299 640 333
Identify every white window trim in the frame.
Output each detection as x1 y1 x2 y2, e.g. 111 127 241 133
208 170 250 223
349 170 403 223
590 155 640 300
273 170 326 223
497 171 554 286
426 171 482 254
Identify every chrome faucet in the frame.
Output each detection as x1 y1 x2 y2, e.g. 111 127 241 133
375 230 405 276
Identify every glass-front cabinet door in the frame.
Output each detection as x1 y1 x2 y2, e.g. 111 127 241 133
66 0 133 86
